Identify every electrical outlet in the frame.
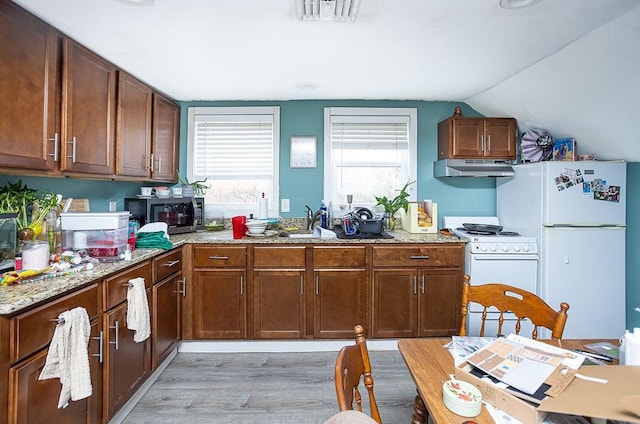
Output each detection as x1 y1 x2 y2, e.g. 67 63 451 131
281 198 290 213
109 201 117 212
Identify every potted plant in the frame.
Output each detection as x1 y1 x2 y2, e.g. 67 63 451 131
0 180 60 240
375 180 415 230
176 171 208 197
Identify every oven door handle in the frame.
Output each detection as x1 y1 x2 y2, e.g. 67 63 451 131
471 255 538 261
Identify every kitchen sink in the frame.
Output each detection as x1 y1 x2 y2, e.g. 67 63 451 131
285 233 319 239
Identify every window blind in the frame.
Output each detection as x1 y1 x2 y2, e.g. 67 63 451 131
193 114 274 180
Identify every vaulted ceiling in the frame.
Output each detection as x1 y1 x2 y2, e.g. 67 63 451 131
12 0 640 161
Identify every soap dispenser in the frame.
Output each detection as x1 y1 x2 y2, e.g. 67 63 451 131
320 200 328 229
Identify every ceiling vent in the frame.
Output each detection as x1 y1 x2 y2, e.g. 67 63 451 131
295 0 361 22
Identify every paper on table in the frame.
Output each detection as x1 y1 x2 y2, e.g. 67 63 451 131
465 335 580 396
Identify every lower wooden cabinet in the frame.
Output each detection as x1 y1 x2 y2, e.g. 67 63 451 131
152 273 182 369
192 245 247 339
252 246 307 339
313 270 366 338
252 270 306 339
193 270 247 339
371 245 464 338
103 298 151 421
8 319 103 424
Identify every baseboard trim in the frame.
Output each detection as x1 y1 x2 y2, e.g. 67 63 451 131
178 339 400 353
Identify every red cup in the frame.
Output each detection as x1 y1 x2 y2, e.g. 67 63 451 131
231 216 247 239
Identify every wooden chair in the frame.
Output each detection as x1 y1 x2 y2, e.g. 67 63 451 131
334 325 381 424
460 275 570 343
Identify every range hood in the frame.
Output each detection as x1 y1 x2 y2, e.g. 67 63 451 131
433 159 515 177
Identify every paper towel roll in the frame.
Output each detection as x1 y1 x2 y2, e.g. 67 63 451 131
258 196 268 219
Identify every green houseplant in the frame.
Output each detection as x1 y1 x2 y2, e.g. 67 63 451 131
177 171 208 197
0 180 59 240
375 180 415 230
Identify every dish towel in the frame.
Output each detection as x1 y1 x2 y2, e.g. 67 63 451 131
127 277 151 343
38 307 92 409
135 231 174 250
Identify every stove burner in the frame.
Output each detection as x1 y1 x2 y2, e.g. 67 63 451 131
456 228 521 236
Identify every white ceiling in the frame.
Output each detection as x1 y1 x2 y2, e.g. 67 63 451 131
12 0 640 162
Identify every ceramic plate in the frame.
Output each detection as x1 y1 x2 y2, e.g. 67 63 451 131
245 230 278 238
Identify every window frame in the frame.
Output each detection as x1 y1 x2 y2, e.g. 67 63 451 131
186 106 280 218
323 107 418 209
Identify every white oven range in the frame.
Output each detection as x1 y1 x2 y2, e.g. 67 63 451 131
443 216 539 337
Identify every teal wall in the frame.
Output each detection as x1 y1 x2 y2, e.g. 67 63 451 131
178 99 498 224
2 99 637 331
627 163 640 330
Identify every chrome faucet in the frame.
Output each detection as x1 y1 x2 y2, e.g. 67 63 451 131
305 205 322 232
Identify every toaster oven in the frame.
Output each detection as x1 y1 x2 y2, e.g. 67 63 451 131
124 197 204 234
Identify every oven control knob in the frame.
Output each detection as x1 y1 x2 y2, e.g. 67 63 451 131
501 244 509 252
522 244 531 252
489 244 497 252
479 245 488 252
513 244 521 252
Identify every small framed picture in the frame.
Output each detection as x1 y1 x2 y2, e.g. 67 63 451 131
290 136 317 168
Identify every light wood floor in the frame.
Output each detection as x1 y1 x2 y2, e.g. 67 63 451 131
122 350 418 423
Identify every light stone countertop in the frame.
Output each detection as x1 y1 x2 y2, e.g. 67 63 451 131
1 229 466 316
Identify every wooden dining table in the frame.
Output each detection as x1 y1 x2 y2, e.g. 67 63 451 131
397 338 618 424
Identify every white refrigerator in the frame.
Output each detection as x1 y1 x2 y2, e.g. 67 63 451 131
497 161 626 339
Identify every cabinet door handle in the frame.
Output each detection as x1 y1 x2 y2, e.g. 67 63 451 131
149 153 154 172
239 276 243 295
209 255 229 260
410 255 429 260
487 134 491 151
163 259 181 268
48 133 59 161
92 330 104 363
179 277 186 297
156 156 162 174
68 136 77 162
109 320 119 351
421 275 425 294
315 275 319 295
413 275 417 295
300 276 304 295
480 134 485 152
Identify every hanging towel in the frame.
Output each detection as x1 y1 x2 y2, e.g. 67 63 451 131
127 277 151 342
39 307 92 409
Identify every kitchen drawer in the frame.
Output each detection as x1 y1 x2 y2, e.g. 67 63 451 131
313 246 366 268
372 245 463 267
153 247 182 282
10 283 99 364
103 260 152 310
253 246 306 268
193 245 247 268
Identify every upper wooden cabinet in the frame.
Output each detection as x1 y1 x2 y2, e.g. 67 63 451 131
0 2 179 181
61 38 117 175
0 1 59 172
151 93 179 182
116 72 153 178
438 117 517 160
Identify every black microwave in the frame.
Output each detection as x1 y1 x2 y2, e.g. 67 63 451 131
124 197 204 234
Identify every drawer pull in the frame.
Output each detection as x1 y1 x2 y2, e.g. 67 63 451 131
179 277 186 297
92 331 104 363
409 255 430 260
163 259 181 267
209 255 229 260
109 320 119 351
